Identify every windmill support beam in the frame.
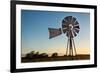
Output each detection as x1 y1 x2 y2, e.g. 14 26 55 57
66 38 77 56
73 39 77 56
66 38 69 56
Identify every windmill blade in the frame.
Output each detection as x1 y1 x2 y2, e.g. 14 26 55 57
62 23 69 31
74 21 79 25
62 27 69 34
66 16 72 22
74 25 80 29
71 17 76 23
48 28 62 39
62 22 69 34
74 24 79 27
63 19 68 23
62 19 69 34
73 30 77 37
74 28 79 33
62 23 68 28
62 20 69 26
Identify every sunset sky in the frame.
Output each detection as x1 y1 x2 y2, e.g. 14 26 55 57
21 10 90 56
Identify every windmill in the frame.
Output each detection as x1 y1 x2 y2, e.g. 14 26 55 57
48 16 80 56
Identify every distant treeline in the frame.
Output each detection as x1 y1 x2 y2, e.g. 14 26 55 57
21 51 90 63
23 51 59 59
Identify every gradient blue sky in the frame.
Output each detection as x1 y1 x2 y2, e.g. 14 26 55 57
21 10 90 55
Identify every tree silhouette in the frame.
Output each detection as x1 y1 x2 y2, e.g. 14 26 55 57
30 51 35 54
51 53 58 57
34 52 39 58
26 51 35 59
25 51 49 59
39 53 48 58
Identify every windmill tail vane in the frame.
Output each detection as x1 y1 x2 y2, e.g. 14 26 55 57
48 28 62 39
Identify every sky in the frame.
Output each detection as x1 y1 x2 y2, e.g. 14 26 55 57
21 10 90 56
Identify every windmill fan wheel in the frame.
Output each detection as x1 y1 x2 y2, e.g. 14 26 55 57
62 16 80 38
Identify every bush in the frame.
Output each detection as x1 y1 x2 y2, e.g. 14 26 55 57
51 53 58 57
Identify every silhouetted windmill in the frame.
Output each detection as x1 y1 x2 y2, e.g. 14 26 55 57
48 16 80 56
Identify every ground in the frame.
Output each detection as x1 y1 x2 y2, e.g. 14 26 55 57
21 54 90 63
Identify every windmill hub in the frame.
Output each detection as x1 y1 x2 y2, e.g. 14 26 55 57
48 16 80 56
69 24 73 30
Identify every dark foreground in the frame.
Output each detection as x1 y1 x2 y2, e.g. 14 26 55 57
21 54 90 63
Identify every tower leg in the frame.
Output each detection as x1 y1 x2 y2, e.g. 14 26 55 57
66 39 69 56
72 39 77 56
69 37 73 56
71 46 73 56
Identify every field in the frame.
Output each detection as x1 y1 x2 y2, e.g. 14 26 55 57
21 54 90 63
